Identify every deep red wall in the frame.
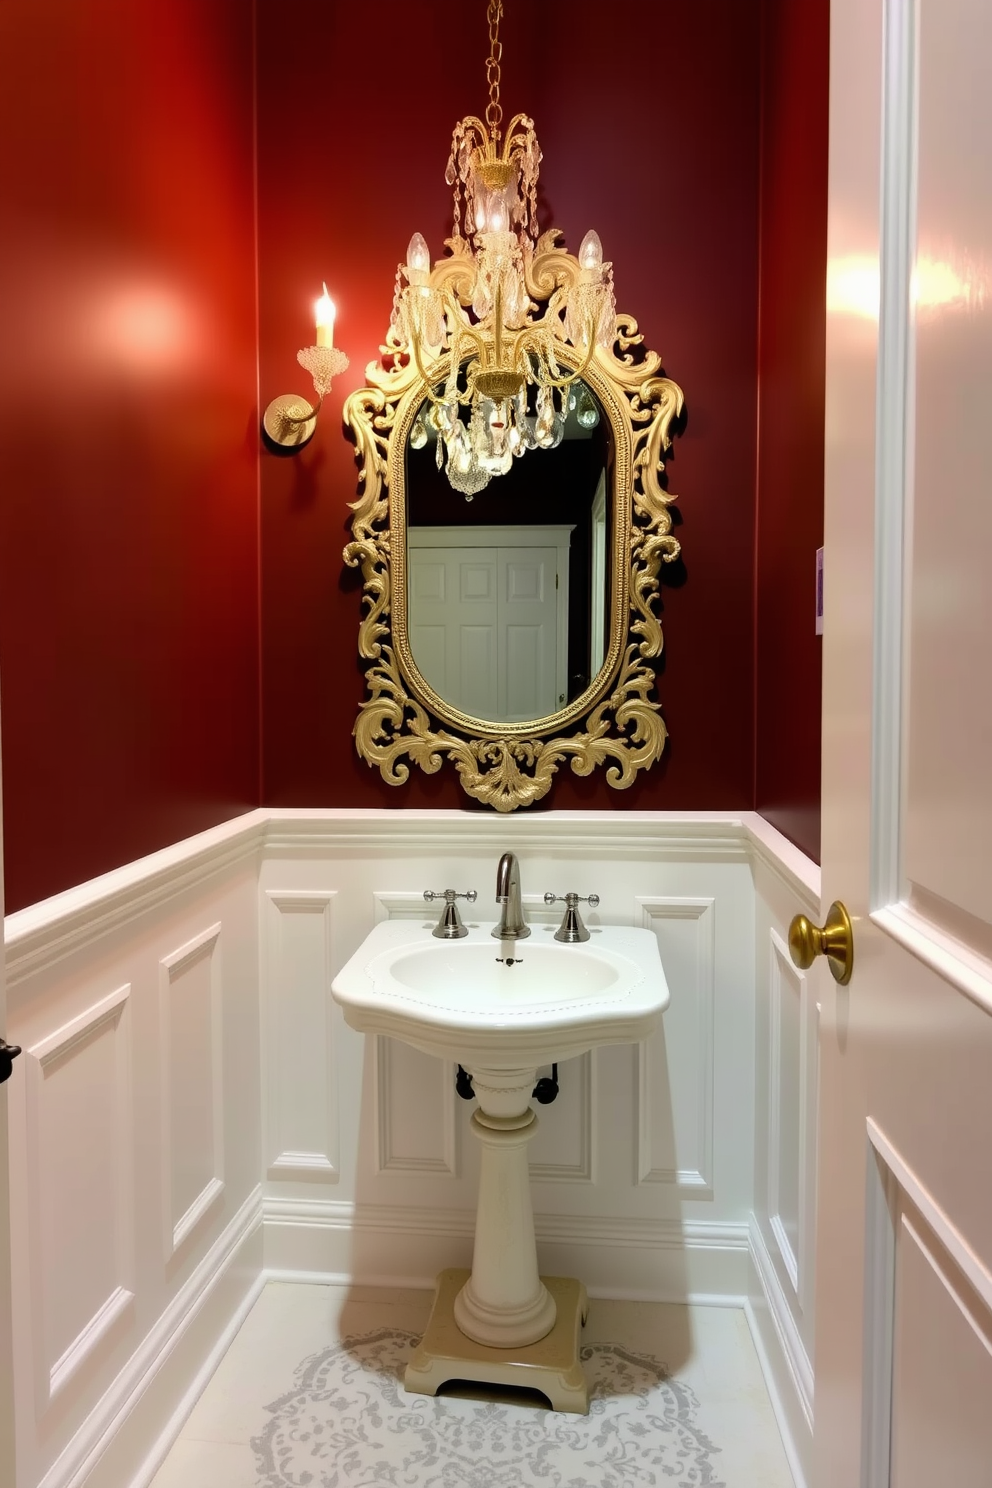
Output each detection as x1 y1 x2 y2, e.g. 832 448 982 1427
0 0 261 911
753 0 830 861
256 0 761 813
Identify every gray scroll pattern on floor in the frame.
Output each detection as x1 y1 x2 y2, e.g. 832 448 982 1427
250 1327 725 1487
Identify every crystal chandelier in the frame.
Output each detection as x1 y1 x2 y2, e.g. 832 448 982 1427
387 0 617 499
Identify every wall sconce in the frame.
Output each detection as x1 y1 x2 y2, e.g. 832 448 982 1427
261 283 349 451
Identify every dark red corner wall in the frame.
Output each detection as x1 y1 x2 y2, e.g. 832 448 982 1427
255 0 763 814
754 0 830 861
0 0 261 911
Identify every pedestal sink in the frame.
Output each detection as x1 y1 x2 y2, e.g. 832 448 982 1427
331 917 669 1410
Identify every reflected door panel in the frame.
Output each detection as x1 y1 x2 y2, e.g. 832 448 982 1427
409 547 498 719
500 550 559 721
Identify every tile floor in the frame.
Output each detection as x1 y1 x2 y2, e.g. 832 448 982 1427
150 1282 796 1488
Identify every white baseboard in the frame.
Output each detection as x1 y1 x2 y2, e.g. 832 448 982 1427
39 1187 263 1488
746 1215 813 1488
262 1197 750 1304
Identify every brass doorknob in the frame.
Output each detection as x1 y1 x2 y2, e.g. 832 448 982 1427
788 901 854 985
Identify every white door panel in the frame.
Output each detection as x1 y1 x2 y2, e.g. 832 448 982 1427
817 0 992 1483
408 546 499 719
458 625 499 719
503 626 544 721
902 0 992 932
890 1203 992 1488
499 549 558 720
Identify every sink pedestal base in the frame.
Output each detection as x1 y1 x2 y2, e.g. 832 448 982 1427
405 1268 589 1413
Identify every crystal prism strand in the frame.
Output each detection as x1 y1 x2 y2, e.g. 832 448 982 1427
447 423 491 497
414 288 446 354
387 265 408 344
435 397 460 471
576 388 600 428
447 401 494 494
502 262 528 328
532 388 564 450
480 399 513 476
535 385 555 444
510 388 527 456
472 265 493 321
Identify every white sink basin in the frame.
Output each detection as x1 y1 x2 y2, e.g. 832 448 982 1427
331 919 669 1069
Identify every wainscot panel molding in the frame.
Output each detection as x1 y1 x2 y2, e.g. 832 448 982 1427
24 984 134 1412
159 926 225 1259
3 808 818 1488
262 891 339 1182
750 827 820 1488
634 897 716 1193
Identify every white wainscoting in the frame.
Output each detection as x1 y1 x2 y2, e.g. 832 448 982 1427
3 807 818 1488
4 819 264 1488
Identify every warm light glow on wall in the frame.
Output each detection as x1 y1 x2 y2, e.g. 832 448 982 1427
913 250 990 316
826 255 879 321
827 251 991 322
90 282 197 374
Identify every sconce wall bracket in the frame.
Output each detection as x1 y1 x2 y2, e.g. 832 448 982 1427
262 393 319 450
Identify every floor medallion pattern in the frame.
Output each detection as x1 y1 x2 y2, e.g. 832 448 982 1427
250 1327 725 1487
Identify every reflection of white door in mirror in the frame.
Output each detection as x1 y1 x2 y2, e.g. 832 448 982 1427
589 473 607 681
408 526 571 724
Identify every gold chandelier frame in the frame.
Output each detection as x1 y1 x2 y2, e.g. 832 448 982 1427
343 231 684 811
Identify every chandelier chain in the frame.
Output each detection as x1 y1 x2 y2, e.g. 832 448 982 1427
485 0 503 137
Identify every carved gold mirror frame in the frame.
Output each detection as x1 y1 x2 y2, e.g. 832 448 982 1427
343 232 684 811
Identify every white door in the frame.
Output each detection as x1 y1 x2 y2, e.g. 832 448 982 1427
0 708 19 1486
815 1 992 1484
407 526 571 722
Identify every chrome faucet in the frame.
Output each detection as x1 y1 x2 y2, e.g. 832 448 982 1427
492 851 531 941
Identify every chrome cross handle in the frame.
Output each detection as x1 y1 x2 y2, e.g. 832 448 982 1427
544 891 600 943
424 888 477 940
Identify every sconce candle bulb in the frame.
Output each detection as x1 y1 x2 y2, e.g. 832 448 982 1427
315 283 336 347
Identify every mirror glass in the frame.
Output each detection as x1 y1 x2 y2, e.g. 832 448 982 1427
404 378 612 725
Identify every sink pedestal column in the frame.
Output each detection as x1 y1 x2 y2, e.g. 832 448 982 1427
404 1066 589 1413
454 1105 557 1346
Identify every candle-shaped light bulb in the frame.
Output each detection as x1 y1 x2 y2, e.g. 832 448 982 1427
488 196 510 234
579 230 604 272
406 232 431 276
315 282 335 347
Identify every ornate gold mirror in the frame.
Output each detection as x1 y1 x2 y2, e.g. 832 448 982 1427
343 5 684 811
